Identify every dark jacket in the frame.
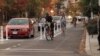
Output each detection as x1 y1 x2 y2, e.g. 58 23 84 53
45 16 53 23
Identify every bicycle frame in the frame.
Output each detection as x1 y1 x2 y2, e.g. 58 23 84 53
45 25 53 40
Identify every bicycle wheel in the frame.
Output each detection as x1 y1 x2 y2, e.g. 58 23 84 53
46 35 51 41
45 30 52 41
50 30 54 40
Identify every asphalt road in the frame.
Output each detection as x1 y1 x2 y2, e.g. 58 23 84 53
0 23 89 56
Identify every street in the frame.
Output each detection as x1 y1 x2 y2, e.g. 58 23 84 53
0 23 89 56
0 0 99 56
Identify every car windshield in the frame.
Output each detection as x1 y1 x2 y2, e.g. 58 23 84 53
8 19 29 25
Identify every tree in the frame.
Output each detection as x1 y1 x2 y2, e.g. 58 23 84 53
1 0 57 19
80 0 99 17
11 0 28 17
27 0 42 17
0 0 5 25
5 0 41 18
41 0 51 8
5 0 15 18
0 0 5 8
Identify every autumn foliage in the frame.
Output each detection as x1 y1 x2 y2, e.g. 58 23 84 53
0 0 57 21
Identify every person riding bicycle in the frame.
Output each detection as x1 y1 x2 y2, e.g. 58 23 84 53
45 13 54 40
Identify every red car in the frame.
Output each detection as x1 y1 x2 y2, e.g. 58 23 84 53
4 18 35 38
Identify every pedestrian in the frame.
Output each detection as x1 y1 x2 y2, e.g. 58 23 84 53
72 17 77 27
61 13 66 33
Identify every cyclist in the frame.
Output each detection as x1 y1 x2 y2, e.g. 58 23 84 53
45 13 54 40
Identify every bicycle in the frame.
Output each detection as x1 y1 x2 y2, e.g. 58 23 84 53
45 23 53 41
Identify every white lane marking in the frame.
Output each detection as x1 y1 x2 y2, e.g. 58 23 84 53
1 40 26 42
17 43 21 46
12 45 18 48
0 49 53 51
11 44 21 48
54 32 62 37
5 48 11 50
0 49 74 53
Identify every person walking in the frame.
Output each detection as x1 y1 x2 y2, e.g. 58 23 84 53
61 13 66 33
72 17 77 27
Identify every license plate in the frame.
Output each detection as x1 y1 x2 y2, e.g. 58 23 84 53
12 31 17 34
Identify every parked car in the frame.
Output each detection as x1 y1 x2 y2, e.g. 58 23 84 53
4 18 35 38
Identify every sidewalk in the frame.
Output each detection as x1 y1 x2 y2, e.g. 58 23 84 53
85 31 100 56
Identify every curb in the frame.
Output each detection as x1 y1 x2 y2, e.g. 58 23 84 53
85 29 92 55
79 29 86 54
